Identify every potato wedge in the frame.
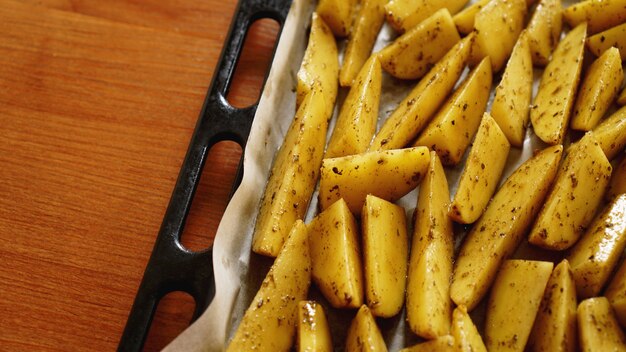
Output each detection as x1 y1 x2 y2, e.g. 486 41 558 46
316 0 357 37
527 260 578 352
319 147 430 215
531 23 587 145
587 23 626 60
227 221 311 351
399 335 456 352
452 305 488 352
413 57 492 165
563 0 626 35
327 56 381 158
578 297 626 351
449 113 511 224
452 0 491 35
526 0 562 66
340 0 386 87
528 133 612 250
370 34 474 151
607 154 626 200
490 33 533 147
252 87 328 257
471 0 527 72
345 305 388 352
297 301 333 352
486 260 554 352
384 0 468 33
606 260 626 327
308 198 363 309
619 86 626 106
406 152 454 338
451 145 563 311
378 9 460 80
593 105 626 160
571 47 623 131
362 194 408 318
567 194 626 299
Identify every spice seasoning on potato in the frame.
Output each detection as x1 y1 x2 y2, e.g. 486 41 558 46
592 105 626 161
384 0 468 33
316 0 357 37
451 305 487 352
452 0 490 34
577 297 626 351
607 154 626 201
605 259 626 328
345 305 388 352
563 0 626 35
297 301 333 352
526 0 562 66
587 22 626 60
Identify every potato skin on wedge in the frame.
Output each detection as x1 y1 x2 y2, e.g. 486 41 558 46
345 305 388 352
297 301 333 352
578 297 626 351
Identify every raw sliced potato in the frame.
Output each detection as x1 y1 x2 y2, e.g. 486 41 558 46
527 260 578 352
378 9 460 80
308 198 363 309
606 260 626 327
531 23 587 145
485 260 554 352
227 221 311 351
593 103 626 161
449 113 511 224
453 0 491 35
362 195 408 318
578 297 626 351
345 305 388 352
406 152 454 338
607 154 626 200
571 47 623 131
526 0 562 66
384 0 468 33
563 0 626 35
451 145 563 311
297 301 333 352
471 0 527 72
327 56 381 158
619 86 626 106
316 0 357 37
319 147 430 215
587 23 626 60
399 335 456 352
413 57 492 165
528 133 612 250
370 34 474 151
252 88 328 257
452 305 488 352
490 33 533 147
340 0 386 87
567 194 626 299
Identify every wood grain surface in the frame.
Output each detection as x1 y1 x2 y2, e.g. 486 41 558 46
0 0 279 350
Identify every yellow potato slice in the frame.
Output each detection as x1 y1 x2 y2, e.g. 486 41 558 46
308 198 363 309
607 154 626 200
606 260 626 328
453 0 491 35
316 0 357 37
527 260 578 352
413 57 492 165
297 301 333 352
451 145 563 311
406 152 454 338
485 260 554 352
531 23 587 145
327 56 381 158
618 86 626 106
452 305 488 352
362 195 408 318
378 8 460 80
526 0 562 66
227 221 311 352
571 47 623 131
528 133 612 250
587 23 626 60
384 0 468 33
399 335 456 352
563 0 626 35
593 105 626 160
345 305 388 352
370 34 474 151
449 113 511 224
578 297 626 351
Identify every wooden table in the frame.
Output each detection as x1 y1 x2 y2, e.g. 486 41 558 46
0 0 279 350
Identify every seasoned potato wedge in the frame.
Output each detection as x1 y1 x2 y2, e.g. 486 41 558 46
528 133 612 250
451 145 563 311
319 147 429 215
491 33 533 147
485 260 554 352
327 56 381 158
526 0 562 66
370 34 474 151
316 0 357 37
578 297 626 351
563 0 626 35
452 0 491 35
527 260 578 352
252 88 328 257
308 198 363 309
399 335 456 352
362 195 408 318
406 152 454 338
340 0 386 87
384 0 468 33
472 0 527 72
587 23 626 60
531 23 586 145
297 301 333 352
449 113 511 224
606 260 626 327
452 305 488 352
607 154 626 200
345 305 388 352
378 9 460 80
413 57 492 166
593 103 626 161
571 47 623 131
227 221 311 351
567 194 626 298
619 86 626 106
